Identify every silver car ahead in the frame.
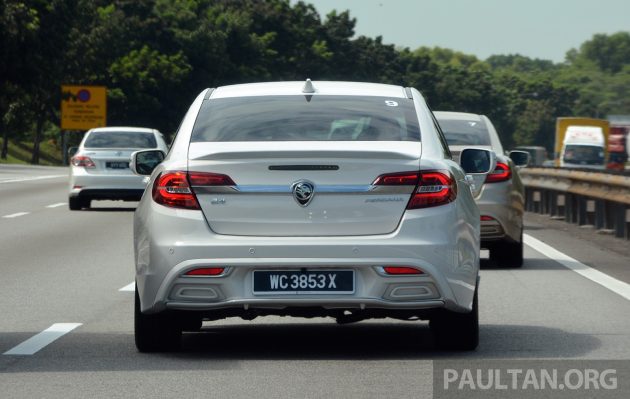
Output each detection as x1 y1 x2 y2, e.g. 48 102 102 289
131 81 494 352
434 111 526 267
68 127 168 210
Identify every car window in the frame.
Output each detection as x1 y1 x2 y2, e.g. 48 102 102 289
437 119 491 146
429 111 452 159
84 131 157 149
191 95 421 142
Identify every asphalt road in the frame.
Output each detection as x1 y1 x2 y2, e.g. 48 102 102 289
1 164 629 398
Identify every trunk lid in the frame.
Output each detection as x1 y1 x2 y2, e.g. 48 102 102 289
188 141 422 236
82 149 136 173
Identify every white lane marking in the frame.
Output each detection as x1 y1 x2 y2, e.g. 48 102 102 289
119 282 135 292
3 323 82 356
524 233 630 301
0 175 66 184
46 202 67 208
2 212 30 219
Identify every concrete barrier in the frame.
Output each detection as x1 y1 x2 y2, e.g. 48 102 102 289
520 167 630 240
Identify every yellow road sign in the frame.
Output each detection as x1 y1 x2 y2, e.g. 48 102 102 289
61 85 107 130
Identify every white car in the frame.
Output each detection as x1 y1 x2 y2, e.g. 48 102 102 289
131 81 494 352
68 127 168 210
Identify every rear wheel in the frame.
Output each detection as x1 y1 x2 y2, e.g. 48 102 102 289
68 197 88 211
489 231 523 268
430 288 479 351
134 286 181 352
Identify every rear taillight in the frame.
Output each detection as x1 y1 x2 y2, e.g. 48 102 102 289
485 162 511 183
71 156 95 168
373 170 456 209
480 215 495 221
383 266 424 275
152 171 236 209
152 171 199 209
371 172 419 186
409 171 457 209
188 172 235 186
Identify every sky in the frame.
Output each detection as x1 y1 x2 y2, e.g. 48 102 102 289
295 0 630 63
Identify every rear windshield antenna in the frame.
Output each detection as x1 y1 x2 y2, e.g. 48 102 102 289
302 78 315 94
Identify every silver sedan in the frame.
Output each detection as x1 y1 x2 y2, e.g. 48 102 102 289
131 81 495 352
434 111 526 267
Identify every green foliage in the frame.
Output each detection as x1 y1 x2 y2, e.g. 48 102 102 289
1 0 630 164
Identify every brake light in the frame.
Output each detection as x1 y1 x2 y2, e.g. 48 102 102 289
152 172 199 209
480 215 495 221
372 172 419 186
408 171 456 209
383 266 424 275
188 172 235 186
71 156 95 168
184 267 225 276
485 162 511 183
373 170 456 209
152 171 236 209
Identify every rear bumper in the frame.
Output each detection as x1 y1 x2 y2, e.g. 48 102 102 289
476 180 523 243
134 199 481 316
69 167 148 200
72 189 145 201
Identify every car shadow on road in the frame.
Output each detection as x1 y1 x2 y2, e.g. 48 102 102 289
0 323 602 372
172 321 601 361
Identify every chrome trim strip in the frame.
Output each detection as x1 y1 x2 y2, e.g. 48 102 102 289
192 185 416 195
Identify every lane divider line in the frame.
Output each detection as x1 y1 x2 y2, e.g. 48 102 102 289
46 203 67 208
2 212 30 219
0 175 66 184
119 282 135 292
3 323 82 356
524 233 630 301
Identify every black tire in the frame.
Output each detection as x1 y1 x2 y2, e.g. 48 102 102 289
430 288 479 351
489 234 523 268
69 197 84 211
134 286 181 352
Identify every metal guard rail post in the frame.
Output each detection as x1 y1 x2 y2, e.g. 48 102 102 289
520 168 630 240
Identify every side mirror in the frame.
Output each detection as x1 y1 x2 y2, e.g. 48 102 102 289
131 149 166 176
509 150 530 168
460 148 496 174
459 148 496 197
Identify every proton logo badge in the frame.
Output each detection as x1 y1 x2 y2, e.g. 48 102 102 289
292 180 315 207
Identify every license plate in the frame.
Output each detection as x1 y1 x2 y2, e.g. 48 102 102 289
106 161 129 169
253 270 354 294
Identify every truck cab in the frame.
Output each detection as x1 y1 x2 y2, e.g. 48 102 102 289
560 125 606 169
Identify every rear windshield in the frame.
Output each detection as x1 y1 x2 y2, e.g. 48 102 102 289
191 95 421 142
84 131 157 149
437 119 491 146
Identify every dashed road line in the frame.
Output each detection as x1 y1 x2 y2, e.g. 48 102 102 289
0 175 66 184
3 323 82 356
524 233 630 301
119 282 135 292
2 212 30 219
46 202 67 208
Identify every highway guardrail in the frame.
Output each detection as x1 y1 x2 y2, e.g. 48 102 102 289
519 167 630 240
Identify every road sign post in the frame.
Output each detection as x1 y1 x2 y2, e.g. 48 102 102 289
61 85 107 164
